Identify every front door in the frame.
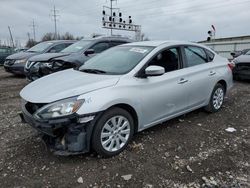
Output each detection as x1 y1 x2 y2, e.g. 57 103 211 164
137 47 190 127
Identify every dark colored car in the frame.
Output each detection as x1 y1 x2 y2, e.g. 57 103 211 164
4 40 75 76
233 50 250 80
0 46 14 65
25 36 133 81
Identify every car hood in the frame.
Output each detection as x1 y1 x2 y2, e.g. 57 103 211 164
235 55 250 63
20 69 120 103
28 52 71 62
6 51 37 60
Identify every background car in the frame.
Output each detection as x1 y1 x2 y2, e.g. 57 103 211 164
231 48 250 59
0 46 14 65
20 41 233 157
24 36 133 81
233 50 250 80
4 40 75 76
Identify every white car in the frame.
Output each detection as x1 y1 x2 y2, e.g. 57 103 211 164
20 41 234 157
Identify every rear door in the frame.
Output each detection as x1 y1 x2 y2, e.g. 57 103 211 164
181 45 217 108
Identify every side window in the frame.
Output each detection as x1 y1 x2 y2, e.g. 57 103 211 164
205 49 215 62
184 46 207 67
49 43 67 53
110 41 127 47
91 42 110 53
148 48 180 73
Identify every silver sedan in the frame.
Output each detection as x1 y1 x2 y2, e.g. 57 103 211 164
20 41 234 157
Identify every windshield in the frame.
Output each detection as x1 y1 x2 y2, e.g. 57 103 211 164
79 46 154 75
27 42 54 53
61 40 92 53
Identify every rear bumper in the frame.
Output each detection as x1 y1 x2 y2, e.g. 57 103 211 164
4 64 25 75
20 103 101 156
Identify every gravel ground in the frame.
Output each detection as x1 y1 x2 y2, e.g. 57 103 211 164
0 67 249 188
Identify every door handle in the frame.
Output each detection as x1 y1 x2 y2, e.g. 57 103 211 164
209 71 216 76
178 78 188 84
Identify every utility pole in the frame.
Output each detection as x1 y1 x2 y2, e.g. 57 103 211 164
8 26 15 47
29 19 37 41
110 0 116 35
51 5 60 39
27 32 31 41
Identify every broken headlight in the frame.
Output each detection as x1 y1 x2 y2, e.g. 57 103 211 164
42 62 53 68
34 97 84 119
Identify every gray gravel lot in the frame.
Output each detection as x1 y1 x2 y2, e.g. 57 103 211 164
0 67 249 188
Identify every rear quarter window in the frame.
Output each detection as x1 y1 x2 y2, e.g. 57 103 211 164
205 49 215 62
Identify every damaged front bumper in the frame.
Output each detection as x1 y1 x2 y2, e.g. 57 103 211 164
20 103 101 156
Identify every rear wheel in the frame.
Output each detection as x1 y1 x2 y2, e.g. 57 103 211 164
205 83 225 113
92 107 134 157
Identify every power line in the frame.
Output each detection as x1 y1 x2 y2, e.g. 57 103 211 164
51 5 60 39
133 0 250 19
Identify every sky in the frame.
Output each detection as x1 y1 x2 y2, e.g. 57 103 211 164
0 0 250 46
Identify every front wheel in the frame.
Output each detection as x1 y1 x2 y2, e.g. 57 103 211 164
92 107 134 157
205 83 225 113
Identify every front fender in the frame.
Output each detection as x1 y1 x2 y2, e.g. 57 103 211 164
76 87 143 128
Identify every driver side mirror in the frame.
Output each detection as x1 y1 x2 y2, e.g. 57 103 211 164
145 65 165 77
84 49 95 56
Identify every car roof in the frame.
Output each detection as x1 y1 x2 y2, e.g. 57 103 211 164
123 40 203 47
81 36 133 42
40 40 76 44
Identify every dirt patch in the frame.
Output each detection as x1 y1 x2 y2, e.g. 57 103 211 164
0 67 249 187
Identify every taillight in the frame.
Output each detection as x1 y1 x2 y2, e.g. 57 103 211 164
228 62 235 71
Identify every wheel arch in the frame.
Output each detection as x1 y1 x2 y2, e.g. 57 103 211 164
107 103 139 133
217 79 227 94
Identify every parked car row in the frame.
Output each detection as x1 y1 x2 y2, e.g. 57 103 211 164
3 36 132 80
25 36 132 81
19 40 234 157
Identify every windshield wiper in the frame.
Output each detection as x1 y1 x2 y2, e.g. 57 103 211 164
80 68 107 74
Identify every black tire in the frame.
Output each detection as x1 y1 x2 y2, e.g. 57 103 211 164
205 83 225 113
91 107 134 157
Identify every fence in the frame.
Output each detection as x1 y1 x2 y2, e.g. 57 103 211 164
200 40 250 59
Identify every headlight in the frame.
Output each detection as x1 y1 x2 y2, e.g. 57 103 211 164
34 97 84 119
15 59 27 64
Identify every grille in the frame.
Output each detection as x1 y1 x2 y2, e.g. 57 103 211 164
25 61 35 69
25 102 47 115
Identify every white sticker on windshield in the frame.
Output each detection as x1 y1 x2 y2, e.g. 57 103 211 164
75 46 83 49
47 42 53 45
130 48 148 54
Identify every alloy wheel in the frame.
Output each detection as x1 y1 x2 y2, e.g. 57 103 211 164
101 115 131 152
212 88 224 110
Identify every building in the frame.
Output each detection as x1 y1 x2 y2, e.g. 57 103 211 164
199 35 250 59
